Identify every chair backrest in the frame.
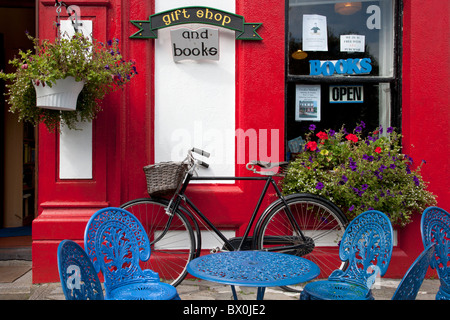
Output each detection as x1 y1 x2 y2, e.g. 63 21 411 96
392 244 435 300
328 210 394 289
84 207 156 295
421 206 450 297
57 239 104 300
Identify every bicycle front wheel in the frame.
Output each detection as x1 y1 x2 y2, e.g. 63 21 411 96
255 194 348 292
120 198 196 287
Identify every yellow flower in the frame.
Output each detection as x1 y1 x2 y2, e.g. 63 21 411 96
320 149 329 156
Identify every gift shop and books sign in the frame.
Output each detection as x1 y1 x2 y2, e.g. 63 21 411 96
130 7 262 61
130 7 262 40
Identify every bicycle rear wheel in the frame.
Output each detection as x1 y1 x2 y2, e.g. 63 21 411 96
255 193 348 292
120 198 196 287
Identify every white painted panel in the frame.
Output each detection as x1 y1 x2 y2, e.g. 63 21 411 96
59 121 93 179
59 20 93 180
154 0 236 178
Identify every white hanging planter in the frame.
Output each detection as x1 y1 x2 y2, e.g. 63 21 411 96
33 76 84 111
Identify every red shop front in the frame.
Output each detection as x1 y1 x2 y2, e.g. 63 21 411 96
27 0 449 283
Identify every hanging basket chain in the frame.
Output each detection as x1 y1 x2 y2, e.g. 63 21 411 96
54 0 81 36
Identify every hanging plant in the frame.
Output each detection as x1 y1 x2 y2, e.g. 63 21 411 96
0 32 137 132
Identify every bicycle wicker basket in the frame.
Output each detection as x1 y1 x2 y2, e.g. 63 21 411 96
143 161 188 196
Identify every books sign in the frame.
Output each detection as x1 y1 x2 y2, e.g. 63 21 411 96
171 27 219 62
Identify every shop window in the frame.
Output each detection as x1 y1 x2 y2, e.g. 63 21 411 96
286 0 401 157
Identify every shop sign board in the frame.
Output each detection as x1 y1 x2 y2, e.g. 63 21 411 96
309 58 372 76
130 6 262 41
171 27 219 62
329 85 364 103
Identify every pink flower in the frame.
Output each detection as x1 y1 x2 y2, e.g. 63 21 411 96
306 141 318 151
345 134 358 143
316 131 328 140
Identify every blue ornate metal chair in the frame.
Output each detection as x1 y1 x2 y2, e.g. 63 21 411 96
57 239 104 300
392 244 435 300
84 207 180 300
300 210 393 300
421 206 450 300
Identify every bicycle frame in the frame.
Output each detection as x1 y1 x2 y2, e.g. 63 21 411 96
164 171 308 253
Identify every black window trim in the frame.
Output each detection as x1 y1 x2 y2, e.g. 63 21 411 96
284 0 403 151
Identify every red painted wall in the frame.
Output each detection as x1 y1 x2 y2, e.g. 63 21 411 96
32 0 449 282
32 0 285 283
386 0 450 278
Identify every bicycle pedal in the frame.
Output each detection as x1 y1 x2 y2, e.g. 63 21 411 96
210 247 221 254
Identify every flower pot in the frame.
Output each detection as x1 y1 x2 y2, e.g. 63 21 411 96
33 77 84 111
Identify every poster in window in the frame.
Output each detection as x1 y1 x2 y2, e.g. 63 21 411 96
340 35 365 52
302 15 328 51
295 85 321 122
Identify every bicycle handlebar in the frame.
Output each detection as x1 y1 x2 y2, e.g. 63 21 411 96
191 148 210 158
189 148 210 169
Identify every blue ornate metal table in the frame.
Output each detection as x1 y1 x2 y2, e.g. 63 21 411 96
186 251 320 300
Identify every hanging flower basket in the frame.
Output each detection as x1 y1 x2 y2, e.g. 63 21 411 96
0 33 137 132
33 77 84 111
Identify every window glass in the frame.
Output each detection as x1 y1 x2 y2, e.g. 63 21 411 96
288 0 394 77
286 0 399 158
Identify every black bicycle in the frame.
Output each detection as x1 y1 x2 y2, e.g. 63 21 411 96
121 148 348 292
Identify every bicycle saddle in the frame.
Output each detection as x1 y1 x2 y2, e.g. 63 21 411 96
248 160 288 169
246 161 289 176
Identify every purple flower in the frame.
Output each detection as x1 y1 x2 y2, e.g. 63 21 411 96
355 126 362 133
348 157 357 171
349 205 355 211
316 182 324 190
329 129 336 136
373 170 383 180
413 176 420 186
360 121 366 128
387 127 394 133
390 163 396 169
309 124 316 131
107 40 113 46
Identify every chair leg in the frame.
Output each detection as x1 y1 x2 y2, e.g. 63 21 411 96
231 285 238 300
257 287 266 300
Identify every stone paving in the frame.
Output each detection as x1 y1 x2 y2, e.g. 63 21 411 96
0 260 441 301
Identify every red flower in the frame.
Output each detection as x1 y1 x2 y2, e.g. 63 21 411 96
345 134 358 143
306 141 318 151
316 131 328 140
374 147 382 154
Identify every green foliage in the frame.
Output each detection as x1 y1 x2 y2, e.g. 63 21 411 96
282 123 437 226
0 32 137 131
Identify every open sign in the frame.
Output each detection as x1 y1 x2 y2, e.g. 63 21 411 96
329 85 364 103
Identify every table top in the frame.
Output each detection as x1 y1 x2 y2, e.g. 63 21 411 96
187 251 320 288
